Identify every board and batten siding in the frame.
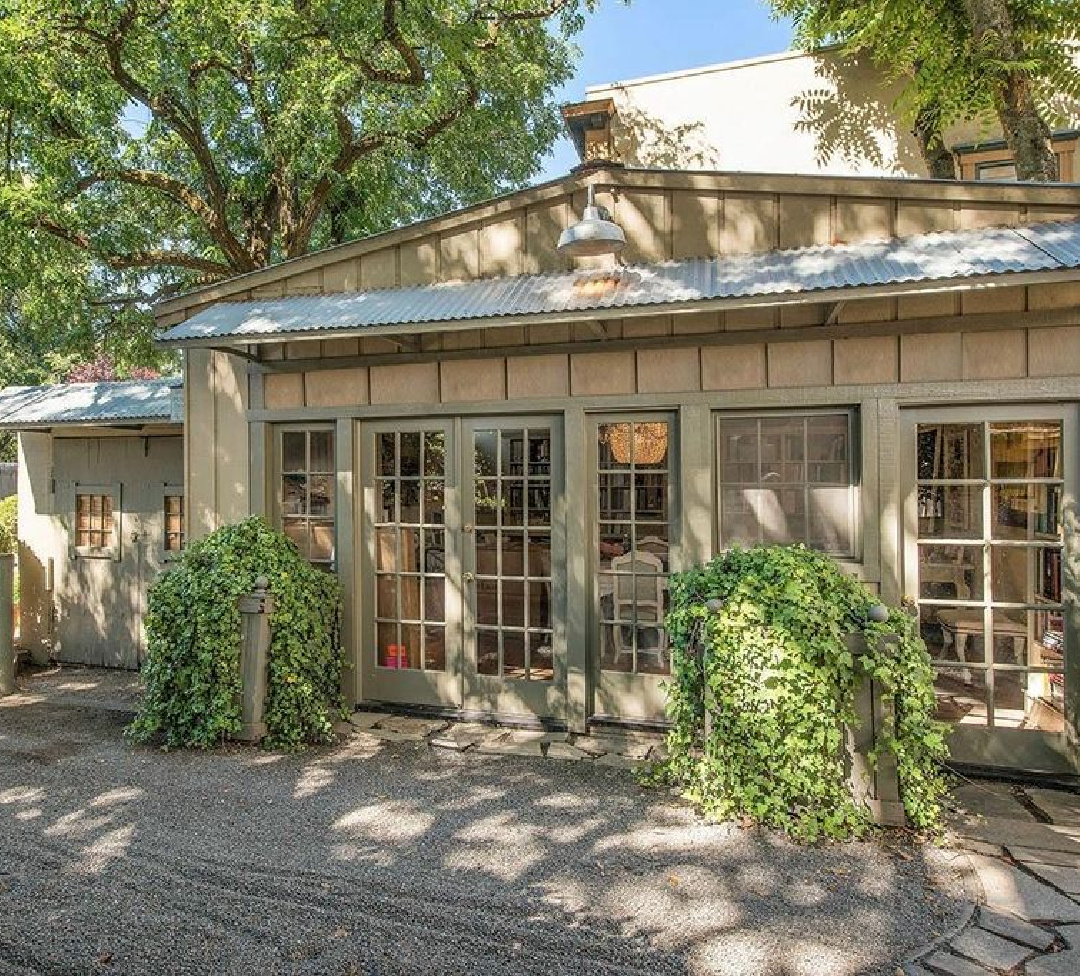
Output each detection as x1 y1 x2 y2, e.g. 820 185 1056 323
154 169 1080 328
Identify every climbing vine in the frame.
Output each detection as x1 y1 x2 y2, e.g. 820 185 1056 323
654 545 948 841
128 517 344 749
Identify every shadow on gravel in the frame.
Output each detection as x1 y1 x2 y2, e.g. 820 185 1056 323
0 697 968 976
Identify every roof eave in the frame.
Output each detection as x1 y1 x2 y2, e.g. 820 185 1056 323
154 265 1080 352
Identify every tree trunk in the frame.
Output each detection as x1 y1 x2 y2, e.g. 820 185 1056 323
962 0 1057 181
913 106 956 179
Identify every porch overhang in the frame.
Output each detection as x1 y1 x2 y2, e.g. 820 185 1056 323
154 220 1080 353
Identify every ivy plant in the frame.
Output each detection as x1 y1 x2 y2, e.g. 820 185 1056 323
654 545 948 841
128 516 344 750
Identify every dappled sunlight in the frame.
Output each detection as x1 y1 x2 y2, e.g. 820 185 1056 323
293 763 335 799
2 684 966 976
332 800 434 844
74 823 135 875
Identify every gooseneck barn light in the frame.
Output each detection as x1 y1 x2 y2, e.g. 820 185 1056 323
557 184 626 258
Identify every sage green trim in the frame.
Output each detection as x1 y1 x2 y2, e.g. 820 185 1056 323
335 417 356 704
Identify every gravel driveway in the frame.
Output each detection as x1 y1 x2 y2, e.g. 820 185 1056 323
0 671 967 976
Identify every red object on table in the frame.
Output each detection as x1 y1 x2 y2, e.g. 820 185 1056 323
384 644 408 669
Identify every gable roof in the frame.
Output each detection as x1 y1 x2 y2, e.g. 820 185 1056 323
156 220 1080 348
0 377 182 429
152 165 1080 322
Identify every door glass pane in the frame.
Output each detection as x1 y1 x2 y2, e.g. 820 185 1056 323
400 433 421 477
993 671 1064 732
503 631 526 679
917 423 985 480
282 431 306 472
529 632 554 680
424 432 446 476
990 422 1061 479
918 544 983 601
310 431 334 473
991 546 1061 604
934 667 988 726
920 605 985 665
991 485 1062 541
424 626 446 672
476 630 498 675
917 486 982 539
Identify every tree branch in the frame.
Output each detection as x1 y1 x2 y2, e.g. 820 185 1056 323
32 215 232 277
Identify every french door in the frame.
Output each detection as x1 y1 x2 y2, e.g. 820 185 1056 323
360 417 565 719
901 405 1079 775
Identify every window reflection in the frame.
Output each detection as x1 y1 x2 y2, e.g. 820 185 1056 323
279 428 335 567
719 413 854 554
597 420 672 676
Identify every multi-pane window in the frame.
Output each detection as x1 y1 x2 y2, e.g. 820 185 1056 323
596 419 672 676
718 412 856 556
164 493 185 553
474 427 554 682
916 420 1066 734
280 428 335 567
75 492 116 554
375 431 446 672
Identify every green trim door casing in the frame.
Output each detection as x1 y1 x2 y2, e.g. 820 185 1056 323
360 419 463 708
589 413 678 724
358 416 567 721
901 404 1080 776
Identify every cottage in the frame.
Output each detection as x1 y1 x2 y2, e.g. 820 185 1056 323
5 166 1080 778
0 377 183 668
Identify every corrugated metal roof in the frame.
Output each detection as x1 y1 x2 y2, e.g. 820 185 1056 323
0 377 182 429
157 220 1080 346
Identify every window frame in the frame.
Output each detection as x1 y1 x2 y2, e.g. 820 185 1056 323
273 424 337 569
72 482 121 561
162 484 185 559
715 408 861 560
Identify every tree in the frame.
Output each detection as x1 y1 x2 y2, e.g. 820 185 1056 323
768 0 1080 181
0 0 602 343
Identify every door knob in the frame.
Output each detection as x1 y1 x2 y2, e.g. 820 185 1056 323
463 523 474 534
463 571 475 584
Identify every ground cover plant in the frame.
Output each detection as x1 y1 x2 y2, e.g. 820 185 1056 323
655 544 948 841
129 516 343 749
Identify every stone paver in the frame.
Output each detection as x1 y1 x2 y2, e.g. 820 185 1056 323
1023 862 1080 896
474 730 546 757
1010 848 1080 870
949 927 1031 971
922 950 995 976
1027 790 1080 828
1025 950 1080 976
952 782 1038 822
975 907 1055 951
375 715 448 738
429 722 490 751
967 854 1080 923
348 710 383 730
956 817 1080 857
545 741 594 761
1058 924 1080 947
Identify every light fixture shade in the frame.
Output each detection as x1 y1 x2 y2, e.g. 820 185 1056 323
557 186 626 258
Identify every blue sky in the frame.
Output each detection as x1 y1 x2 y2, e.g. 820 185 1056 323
539 0 794 180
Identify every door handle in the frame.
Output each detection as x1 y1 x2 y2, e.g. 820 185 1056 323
463 571 475 584
463 524 474 534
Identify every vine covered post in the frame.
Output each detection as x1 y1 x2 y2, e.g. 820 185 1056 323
237 575 274 742
847 626 905 827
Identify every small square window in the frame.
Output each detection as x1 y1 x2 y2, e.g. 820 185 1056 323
164 491 185 554
73 486 119 558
